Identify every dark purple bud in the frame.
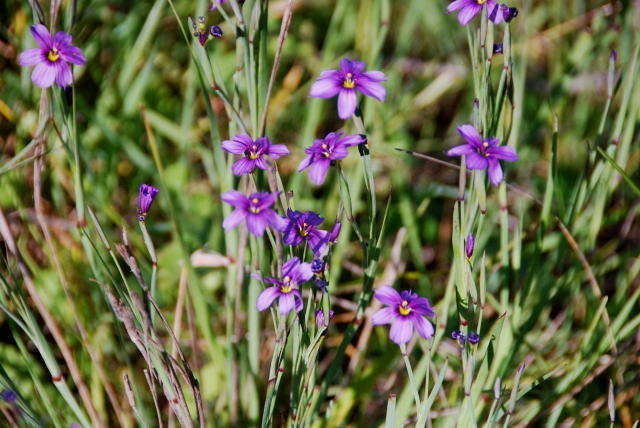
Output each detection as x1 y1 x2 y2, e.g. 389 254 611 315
328 221 342 243
473 99 479 109
493 43 504 55
0 389 17 403
138 184 159 221
315 309 335 328
465 234 475 259
198 32 208 46
311 259 325 274
210 25 223 38
451 330 466 345
610 50 617 62
503 6 518 22
468 332 480 345
314 278 329 293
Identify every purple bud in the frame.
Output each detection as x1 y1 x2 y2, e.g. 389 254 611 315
328 221 342 243
468 332 480 345
0 389 17 403
315 309 335 328
465 234 475 259
210 25 223 38
311 259 325 273
314 278 329 293
610 50 617 62
451 330 466 345
503 6 518 22
473 99 479 109
138 184 159 221
493 43 504 55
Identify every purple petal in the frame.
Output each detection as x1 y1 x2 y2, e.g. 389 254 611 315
282 257 300 275
60 45 85 65
293 262 314 283
357 79 386 101
361 70 386 82
488 145 519 162
55 62 73 87
487 158 504 186
447 144 475 157
30 25 52 49
466 153 489 170
266 211 288 231
371 307 396 325
232 158 257 175
18 48 42 67
268 144 290 158
337 90 357 119
340 58 365 74
487 2 504 23
256 287 281 311
389 319 414 344
458 4 482 25
457 124 482 146
337 134 365 147
221 138 247 154
254 157 269 171
307 160 331 185
297 155 313 172
413 316 435 339
31 62 56 88
310 78 341 98
246 214 268 236
222 209 246 230
292 290 304 312
221 190 248 208
447 0 470 12
53 31 72 46
278 293 296 315
374 286 402 306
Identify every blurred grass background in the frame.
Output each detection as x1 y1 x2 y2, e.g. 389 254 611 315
0 0 639 426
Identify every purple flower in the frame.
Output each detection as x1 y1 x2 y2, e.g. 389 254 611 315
310 59 387 119
138 184 159 221
222 134 289 175
465 234 475 259
256 257 313 315
18 25 85 88
282 209 330 255
298 132 364 185
315 309 335 328
447 124 519 186
191 16 223 46
468 332 480 345
447 0 496 25
372 286 435 345
221 191 286 236
0 389 17 403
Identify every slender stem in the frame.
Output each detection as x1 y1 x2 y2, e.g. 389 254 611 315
400 344 421 412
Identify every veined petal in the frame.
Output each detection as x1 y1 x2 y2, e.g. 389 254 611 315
297 155 313 172
466 153 489 170
53 31 72 46
278 293 296 315
374 285 402 306
18 48 43 66
221 138 247 154
293 262 314 283
266 212 288 231
31 62 56 88
357 79 386 101
292 290 304 312
487 158 504 186
389 319 414 344
413 316 435 339
307 160 331 185
310 78 341 98
55 62 73 87
447 143 475 157
337 90 357 119
361 70 387 82
256 287 281 311
246 214 268 236
337 134 365 147
282 257 301 275
60 45 85 65
371 307 396 325
232 158 257 175
488 145 519 162
268 144 290 158
30 25 52 49
457 124 482 146
222 209 246 230
221 190 248 208
447 0 470 12
458 4 482 25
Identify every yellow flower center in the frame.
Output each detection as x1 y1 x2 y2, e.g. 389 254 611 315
248 145 259 159
249 198 261 214
398 300 412 316
343 72 355 89
477 0 487 4
482 141 489 148
280 281 292 293
48 48 60 62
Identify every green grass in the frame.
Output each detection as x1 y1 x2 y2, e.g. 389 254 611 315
0 0 639 426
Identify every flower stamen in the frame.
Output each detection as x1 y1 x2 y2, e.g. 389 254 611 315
399 300 412 316
48 48 60 62
343 72 355 89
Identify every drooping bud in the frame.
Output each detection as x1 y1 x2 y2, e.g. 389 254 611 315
138 184 159 222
